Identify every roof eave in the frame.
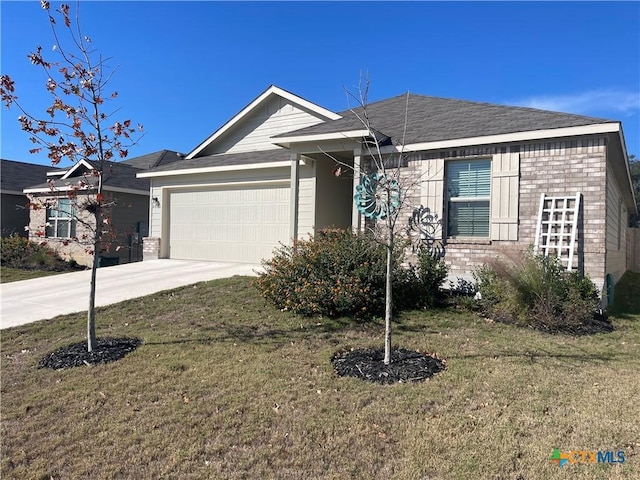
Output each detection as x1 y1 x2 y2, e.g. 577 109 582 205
136 158 310 179
272 129 374 149
23 185 149 196
378 122 622 154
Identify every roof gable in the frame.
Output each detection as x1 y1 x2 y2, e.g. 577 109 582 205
60 159 94 180
24 160 150 194
186 85 340 159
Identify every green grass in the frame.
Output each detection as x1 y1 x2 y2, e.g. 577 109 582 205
1 274 639 479
0 266 69 283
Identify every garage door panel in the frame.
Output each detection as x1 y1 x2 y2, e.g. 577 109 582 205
168 184 289 263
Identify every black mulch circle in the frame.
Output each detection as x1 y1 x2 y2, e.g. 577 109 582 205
38 337 142 370
331 347 446 384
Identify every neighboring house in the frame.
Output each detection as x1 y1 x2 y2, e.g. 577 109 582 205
138 85 637 304
1 159 53 237
24 150 183 266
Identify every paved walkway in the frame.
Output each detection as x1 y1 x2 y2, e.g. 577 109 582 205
0 259 261 329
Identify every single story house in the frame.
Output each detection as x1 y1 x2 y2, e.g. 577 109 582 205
137 85 637 304
24 150 182 266
1 159 53 237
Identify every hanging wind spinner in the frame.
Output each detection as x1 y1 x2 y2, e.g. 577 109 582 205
354 172 400 220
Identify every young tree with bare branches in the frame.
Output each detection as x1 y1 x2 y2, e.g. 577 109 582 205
335 78 445 365
1 1 142 351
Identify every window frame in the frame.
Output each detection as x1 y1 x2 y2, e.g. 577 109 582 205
46 198 76 239
446 159 491 239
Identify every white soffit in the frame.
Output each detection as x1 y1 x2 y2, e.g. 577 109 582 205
136 159 307 179
23 185 148 196
272 129 372 147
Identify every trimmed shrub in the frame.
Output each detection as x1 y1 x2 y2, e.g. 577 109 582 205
396 249 449 310
473 252 601 332
254 229 448 319
0 235 84 272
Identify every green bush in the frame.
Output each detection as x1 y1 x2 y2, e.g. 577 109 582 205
397 249 449 310
0 235 84 272
473 252 600 331
254 229 448 320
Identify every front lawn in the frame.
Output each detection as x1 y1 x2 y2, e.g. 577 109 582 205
0 266 68 283
1 275 638 479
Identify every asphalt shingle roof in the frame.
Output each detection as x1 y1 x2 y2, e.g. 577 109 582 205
143 148 291 174
26 161 150 192
121 150 185 169
0 159 55 193
274 93 614 145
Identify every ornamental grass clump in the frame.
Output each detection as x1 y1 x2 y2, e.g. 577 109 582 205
474 251 603 334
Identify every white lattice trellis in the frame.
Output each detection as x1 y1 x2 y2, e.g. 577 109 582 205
533 192 581 271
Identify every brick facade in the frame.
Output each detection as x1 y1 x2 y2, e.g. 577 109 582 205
383 136 608 288
143 237 161 260
27 191 148 267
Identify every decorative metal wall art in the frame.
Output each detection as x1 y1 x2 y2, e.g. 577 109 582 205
408 205 445 259
354 172 400 220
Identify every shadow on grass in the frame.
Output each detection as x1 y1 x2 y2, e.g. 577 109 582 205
607 271 640 320
450 348 625 364
144 318 362 347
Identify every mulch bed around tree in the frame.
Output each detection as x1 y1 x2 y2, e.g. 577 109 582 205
331 347 446 384
38 337 142 369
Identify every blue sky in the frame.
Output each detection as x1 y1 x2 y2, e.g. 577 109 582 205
1 1 639 166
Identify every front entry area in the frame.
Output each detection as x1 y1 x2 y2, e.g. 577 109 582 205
167 183 290 263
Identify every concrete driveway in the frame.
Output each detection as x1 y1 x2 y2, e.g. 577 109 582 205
0 259 261 329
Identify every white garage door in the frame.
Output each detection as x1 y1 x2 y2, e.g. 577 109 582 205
168 184 290 263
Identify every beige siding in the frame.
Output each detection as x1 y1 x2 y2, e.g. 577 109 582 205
150 180 162 237
605 164 628 283
314 158 352 231
205 97 328 155
298 167 316 240
628 228 640 272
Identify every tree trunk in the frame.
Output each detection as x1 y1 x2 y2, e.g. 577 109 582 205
384 234 393 365
87 207 100 352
